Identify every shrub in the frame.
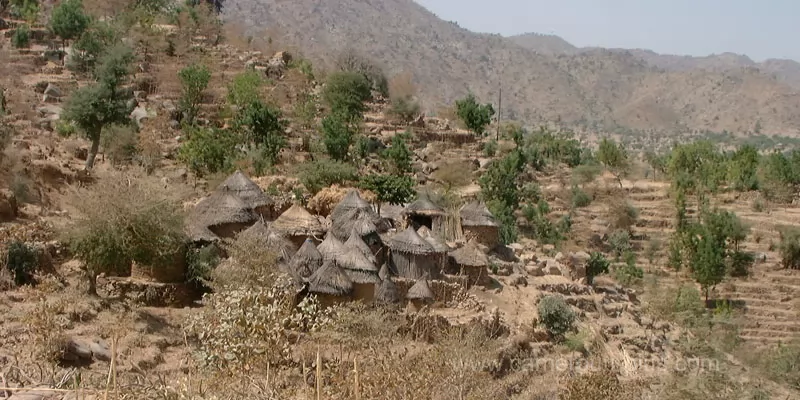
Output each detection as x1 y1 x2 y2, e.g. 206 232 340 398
226 70 263 108
564 367 631 400
607 229 632 259
233 100 287 170
537 295 576 339
596 138 629 187
645 238 662 264
728 250 754 277
322 71 372 119
4 240 38 285
11 24 31 48
571 185 593 208
55 121 78 137
359 173 416 215
483 139 498 157
49 0 90 47
779 226 800 270
382 132 413 174
293 90 318 130
572 164 603 186
100 124 138 166
298 159 358 194
586 251 610 284
615 252 644 286
185 244 220 286
608 200 638 231
455 93 495 135
334 50 388 96
178 63 211 126
388 95 420 123
211 233 280 290
61 173 187 294
321 111 356 161
762 342 800 390
751 196 766 212
178 127 237 177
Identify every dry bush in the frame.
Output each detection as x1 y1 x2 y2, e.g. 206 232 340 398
137 129 162 174
607 199 639 231
23 298 69 364
388 70 417 100
432 159 474 193
210 234 281 291
563 367 639 400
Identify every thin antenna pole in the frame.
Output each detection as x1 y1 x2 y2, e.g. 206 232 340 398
496 85 502 141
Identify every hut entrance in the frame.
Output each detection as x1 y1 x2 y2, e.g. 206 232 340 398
408 215 434 230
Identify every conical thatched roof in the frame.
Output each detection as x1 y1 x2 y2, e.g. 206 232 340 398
290 239 324 279
345 228 375 262
331 207 382 241
406 279 434 300
403 196 445 216
190 190 257 229
238 219 296 261
218 170 273 210
460 201 499 227
318 233 347 261
239 217 270 238
338 249 380 284
307 260 353 295
331 190 372 222
417 226 450 254
449 241 490 267
387 227 436 255
378 264 391 281
271 204 326 237
376 277 401 304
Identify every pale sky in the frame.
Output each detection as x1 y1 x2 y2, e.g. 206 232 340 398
415 0 798 62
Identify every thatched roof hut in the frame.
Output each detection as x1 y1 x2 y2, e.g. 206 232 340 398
331 190 373 223
387 227 439 279
218 170 274 217
290 239 324 279
459 201 500 248
271 204 326 247
307 260 353 306
189 190 257 240
403 196 446 231
417 226 450 254
237 218 297 262
406 278 434 311
449 241 491 287
345 228 376 263
376 277 401 305
317 233 347 262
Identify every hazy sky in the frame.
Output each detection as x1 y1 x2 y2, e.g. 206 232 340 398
415 0 798 61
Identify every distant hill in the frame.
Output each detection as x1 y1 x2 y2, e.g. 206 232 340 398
223 0 800 135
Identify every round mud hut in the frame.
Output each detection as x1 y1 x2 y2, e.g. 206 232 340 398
270 204 326 248
448 241 491 288
403 196 445 231
387 227 439 280
337 246 380 302
307 260 354 307
290 239 324 280
189 190 257 240
218 170 275 220
406 278 434 311
376 276 401 306
459 201 500 249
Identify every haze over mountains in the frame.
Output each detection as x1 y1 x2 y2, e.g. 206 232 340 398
223 0 800 135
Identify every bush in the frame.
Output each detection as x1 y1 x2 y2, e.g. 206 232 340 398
779 226 800 270
62 173 187 294
728 250 754 277
537 295 576 339
483 139 498 157
101 124 138 166
571 186 593 208
607 229 632 259
298 159 358 194
178 127 237 177
335 50 388 96
645 238 662 264
586 251 610 284
572 164 603 186
382 132 413 174
615 252 644 286
762 342 800 390
608 200 638 231
178 63 211 126
226 70 263 108
321 111 356 161
388 95 420 123
455 93 495 135
564 367 632 400
186 244 220 286
11 24 31 48
4 240 38 286
233 100 287 170
322 71 371 119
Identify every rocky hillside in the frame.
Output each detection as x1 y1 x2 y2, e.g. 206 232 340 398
222 0 800 135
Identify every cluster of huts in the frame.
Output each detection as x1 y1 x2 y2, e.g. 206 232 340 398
187 171 502 308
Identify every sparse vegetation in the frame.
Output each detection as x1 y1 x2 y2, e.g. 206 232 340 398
455 93 495 136
537 295 576 339
11 24 31 48
298 158 358 194
178 63 211 126
586 251 610 285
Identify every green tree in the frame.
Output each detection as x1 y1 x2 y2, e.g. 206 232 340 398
643 150 667 181
49 0 90 48
322 71 372 119
234 100 287 170
728 144 760 191
321 112 356 162
455 93 495 135
298 159 358 194
227 70 263 108
668 140 726 195
178 127 237 177
68 20 119 73
359 173 416 214
62 45 134 170
383 131 413 174
178 63 211 126
586 252 610 285
596 138 629 188
538 295 576 339
691 230 727 301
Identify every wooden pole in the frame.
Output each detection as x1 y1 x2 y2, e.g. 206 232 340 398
354 358 361 400
316 350 322 400
496 85 502 141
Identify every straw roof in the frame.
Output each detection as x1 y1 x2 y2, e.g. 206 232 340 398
403 197 445 217
290 239 324 279
271 204 325 237
307 260 353 296
190 190 257 229
460 201 499 227
331 207 383 241
186 224 219 243
387 227 436 255
338 250 380 284
218 170 273 210
331 190 372 222
376 277 401 304
317 233 347 261
406 279 434 300
449 241 490 267
238 219 296 261
417 226 450 254
345 228 376 263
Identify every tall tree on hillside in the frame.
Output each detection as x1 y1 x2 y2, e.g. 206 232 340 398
322 71 372 120
455 93 494 136
49 0 90 49
597 138 629 188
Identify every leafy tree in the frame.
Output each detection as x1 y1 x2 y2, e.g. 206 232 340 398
728 144 760 191
321 112 356 162
383 131 413 174
537 295 576 339
455 93 495 135
62 45 134 170
49 0 90 48
234 100 287 169
668 140 726 195
779 227 800 270
11 24 30 48
487 200 518 245
759 151 797 202
596 138 629 188
68 20 119 73
586 251 609 285
691 230 727 301
297 159 358 194
322 71 372 119
178 64 211 126
479 150 525 209
227 70 263 108
334 49 388 97
643 150 668 181
388 95 420 123
178 127 237 177
359 173 416 214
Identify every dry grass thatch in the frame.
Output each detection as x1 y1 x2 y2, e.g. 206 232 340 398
290 239 324 279
317 233 347 261
237 219 296 262
307 260 353 295
218 170 273 210
270 204 325 237
378 263 391 281
338 248 380 284
460 201 499 227
417 226 450 254
331 189 373 222
449 241 489 267
376 277 401 304
345 228 376 262
387 227 436 255
406 278 434 300
403 196 445 217
188 190 257 237
331 205 389 241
